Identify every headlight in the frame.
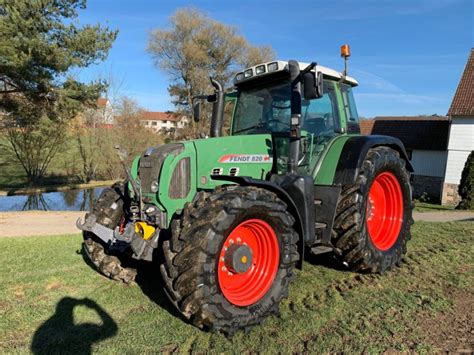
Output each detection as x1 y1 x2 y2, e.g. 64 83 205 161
267 62 278 72
150 180 159 193
255 65 266 75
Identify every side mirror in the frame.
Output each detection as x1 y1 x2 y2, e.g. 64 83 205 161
303 71 323 99
193 101 201 122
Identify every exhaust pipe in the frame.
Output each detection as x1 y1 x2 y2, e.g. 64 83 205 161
210 78 224 137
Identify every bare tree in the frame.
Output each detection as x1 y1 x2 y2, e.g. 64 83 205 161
99 97 165 180
1 112 69 185
73 111 105 182
72 72 125 182
147 7 275 137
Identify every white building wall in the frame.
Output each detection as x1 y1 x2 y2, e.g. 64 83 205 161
445 150 471 184
445 117 474 184
140 116 188 133
447 117 474 151
411 150 447 177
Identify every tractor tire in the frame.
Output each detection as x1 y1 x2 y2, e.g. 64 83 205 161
160 186 299 334
82 183 137 283
332 146 413 273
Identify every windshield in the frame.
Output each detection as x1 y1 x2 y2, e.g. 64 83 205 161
232 81 291 135
232 80 340 137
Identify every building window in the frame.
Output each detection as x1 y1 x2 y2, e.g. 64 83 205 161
151 121 157 126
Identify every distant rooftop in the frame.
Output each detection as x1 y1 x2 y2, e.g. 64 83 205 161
360 116 450 151
140 111 181 122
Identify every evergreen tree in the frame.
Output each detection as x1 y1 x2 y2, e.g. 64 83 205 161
0 0 117 119
457 151 474 210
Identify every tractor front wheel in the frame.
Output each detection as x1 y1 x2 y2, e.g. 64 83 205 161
332 146 413 273
160 186 299 334
82 184 137 283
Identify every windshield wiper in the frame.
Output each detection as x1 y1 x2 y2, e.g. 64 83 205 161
233 122 265 134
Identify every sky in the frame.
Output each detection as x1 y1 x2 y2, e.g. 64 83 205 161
76 0 473 118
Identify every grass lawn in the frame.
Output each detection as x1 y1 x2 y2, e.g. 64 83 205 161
414 201 456 212
0 222 472 353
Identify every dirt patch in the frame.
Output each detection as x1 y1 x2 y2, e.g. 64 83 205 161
418 289 474 352
0 211 85 237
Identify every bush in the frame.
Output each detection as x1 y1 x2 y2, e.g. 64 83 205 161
457 151 474 210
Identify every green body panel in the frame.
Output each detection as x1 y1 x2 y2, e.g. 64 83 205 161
311 135 352 184
130 135 274 225
193 134 274 189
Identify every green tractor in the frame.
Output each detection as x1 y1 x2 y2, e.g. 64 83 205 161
78 47 413 334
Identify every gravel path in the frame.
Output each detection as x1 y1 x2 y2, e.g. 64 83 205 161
413 211 474 222
0 211 85 237
0 210 472 238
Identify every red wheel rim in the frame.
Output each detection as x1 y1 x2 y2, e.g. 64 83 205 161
217 219 279 306
366 172 404 251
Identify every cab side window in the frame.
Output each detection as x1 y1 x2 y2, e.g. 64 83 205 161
301 80 340 136
340 83 360 133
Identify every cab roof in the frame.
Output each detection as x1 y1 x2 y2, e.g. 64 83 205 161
234 60 358 87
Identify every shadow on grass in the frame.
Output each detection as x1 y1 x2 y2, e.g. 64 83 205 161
31 297 117 355
304 248 350 272
78 243 184 322
134 260 185 321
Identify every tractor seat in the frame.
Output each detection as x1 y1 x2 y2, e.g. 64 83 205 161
303 116 327 135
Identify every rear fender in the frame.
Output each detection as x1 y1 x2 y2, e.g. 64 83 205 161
334 135 414 185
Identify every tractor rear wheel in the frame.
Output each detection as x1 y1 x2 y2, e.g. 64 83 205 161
82 183 137 283
332 146 413 273
160 186 299 334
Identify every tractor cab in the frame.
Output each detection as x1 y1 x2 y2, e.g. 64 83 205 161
227 60 360 175
231 60 359 136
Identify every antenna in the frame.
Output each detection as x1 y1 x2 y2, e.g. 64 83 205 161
340 44 351 77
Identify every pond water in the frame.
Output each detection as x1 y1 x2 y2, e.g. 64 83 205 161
0 187 104 211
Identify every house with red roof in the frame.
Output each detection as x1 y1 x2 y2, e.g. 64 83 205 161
80 97 114 128
139 111 189 133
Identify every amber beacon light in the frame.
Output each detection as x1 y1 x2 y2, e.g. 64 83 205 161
340 44 351 58
340 44 351 76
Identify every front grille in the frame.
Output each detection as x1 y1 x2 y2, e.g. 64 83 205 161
169 157 191 199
